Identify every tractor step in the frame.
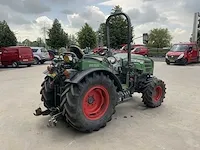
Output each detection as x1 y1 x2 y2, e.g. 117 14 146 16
118 90 132 104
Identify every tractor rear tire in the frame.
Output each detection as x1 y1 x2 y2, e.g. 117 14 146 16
40 77 54 109
141 77 166 108
61 73 118 132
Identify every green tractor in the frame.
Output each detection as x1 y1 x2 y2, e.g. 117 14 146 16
34 12 166 133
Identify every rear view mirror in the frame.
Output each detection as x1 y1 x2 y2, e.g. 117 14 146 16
188 47 192 52
143 33 149 44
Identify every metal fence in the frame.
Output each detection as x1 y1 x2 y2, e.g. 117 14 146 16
148 47 170 57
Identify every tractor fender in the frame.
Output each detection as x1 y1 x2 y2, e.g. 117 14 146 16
65 68 123 91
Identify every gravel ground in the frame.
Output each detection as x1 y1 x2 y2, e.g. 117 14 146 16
0 61 200 150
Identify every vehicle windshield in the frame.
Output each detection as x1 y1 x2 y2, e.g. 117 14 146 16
170 44 188 52
41 47 48 52
120 45 127 50
31 49 38 52
132 47 140 52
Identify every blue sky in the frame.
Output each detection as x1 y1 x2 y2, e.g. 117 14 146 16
0 0 199 44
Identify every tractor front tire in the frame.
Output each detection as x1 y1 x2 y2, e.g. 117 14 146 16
61 73 118 132
142 77 166 108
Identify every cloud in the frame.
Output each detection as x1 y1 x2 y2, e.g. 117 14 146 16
99 0 194 44
11 16 53 42
0 5 30 25
11 5 106 42
126 4 168 25
182 0 200 13
11 16 79 42
67 6 105 29
61 9 74 15
0 0 51 14
3 0 197 45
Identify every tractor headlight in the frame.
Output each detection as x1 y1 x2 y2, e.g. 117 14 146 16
63 55 70 62
178 53 184 59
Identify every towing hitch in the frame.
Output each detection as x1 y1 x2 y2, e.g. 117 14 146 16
33 107 51 116
47 112 62 127
33 107 63 127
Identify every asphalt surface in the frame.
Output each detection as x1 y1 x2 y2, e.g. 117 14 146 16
0 61 200 150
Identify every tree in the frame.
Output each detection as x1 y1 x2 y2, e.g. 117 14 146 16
147 28 173 48
77 23 97 49
46 19 69 49
31 38 45 47
97 23 106 46
97 5 134 48
22 39 32 46
68 34 77 45
0 20 17 47
22 38 45 47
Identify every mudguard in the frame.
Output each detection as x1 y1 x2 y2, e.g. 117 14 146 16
65 68 123 91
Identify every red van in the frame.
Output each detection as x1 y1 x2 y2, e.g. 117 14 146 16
131 46 149 56
165 42 199 65
0 46 34 67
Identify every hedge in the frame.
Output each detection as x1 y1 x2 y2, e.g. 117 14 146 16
148 48 170 57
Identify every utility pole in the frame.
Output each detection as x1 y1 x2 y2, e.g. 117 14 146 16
100 29 103 47
42 22 47 47
191 12 200 43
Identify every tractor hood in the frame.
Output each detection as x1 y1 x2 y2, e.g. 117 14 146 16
78 53 153 74
112 53 154 74
83 53 152 64
114 53 152 63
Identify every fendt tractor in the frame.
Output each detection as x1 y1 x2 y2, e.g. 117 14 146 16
34 12 166 133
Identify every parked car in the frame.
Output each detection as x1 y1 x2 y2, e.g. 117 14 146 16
131 46 149 56
113 45 149 56
93 46 108 55
0 46 34 68
31 47 50 64
113 44 147 54
165 42 200 65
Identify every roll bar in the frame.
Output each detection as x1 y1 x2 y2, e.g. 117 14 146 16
105 12 132 87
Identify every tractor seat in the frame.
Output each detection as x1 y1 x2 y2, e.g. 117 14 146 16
69 45 84 59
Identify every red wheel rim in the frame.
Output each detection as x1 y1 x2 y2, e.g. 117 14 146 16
82 85 110 120
153 86 163 102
